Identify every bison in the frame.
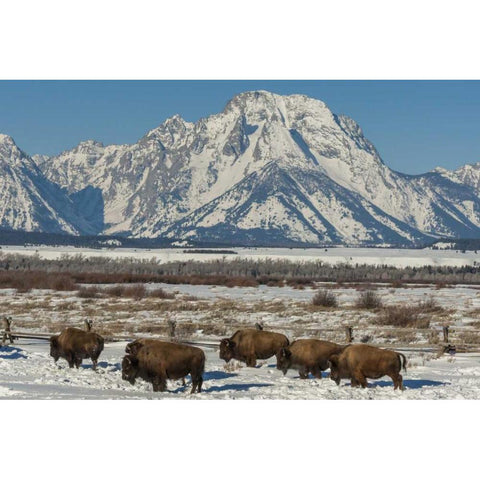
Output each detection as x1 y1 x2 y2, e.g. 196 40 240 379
50 327 104 370
122 340 205 393
126 338 186 386
276 339 345 379
328 344 407 390
220 329 289 367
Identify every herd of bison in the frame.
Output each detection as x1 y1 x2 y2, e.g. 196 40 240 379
47 327 408 393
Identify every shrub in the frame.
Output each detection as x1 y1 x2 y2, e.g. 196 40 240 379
312 289 338 307
356 290 382 309
104 284 146 300
458 331 480 345
376 305 430 328
418 297 443 312
427 330 440 344
148 288 175 299
51 275 77 291
77 286 100 298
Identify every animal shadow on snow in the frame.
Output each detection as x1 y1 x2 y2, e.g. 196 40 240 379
203 370 238 381
205 382 273 393
369 379 448 389
79 361 121 372
144 371 240 394
0 346 27 360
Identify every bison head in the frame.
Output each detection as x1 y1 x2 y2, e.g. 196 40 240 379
275 347 292 375
50 335 60 362
219 338 235 362
122 355 139 385
125 340 142 356
328 354 341 385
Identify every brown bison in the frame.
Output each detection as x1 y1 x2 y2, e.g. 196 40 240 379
126 338 186 386
220 329 289 367
122 340 205 393
328 344 407 390
50 327 104 370
276 339 345 379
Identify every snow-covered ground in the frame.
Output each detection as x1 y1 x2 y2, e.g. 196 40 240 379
0 339 478 399
1 245 480 267
2 244 480 399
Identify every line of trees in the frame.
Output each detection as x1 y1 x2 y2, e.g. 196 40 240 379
2 252 480 284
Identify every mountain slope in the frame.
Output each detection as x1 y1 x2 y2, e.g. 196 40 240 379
0 134 101 235
2 90 480 245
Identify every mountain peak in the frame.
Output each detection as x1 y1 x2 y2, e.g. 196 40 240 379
0 134 25 161
0 133 16 147
77 139 104 148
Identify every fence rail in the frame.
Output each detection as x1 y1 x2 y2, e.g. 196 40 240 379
2 315 479 354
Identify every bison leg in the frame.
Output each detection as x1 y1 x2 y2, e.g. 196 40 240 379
191 375 203 394
392 373 404 391
246 356 257 368
91 355 99 371
311 366 323 379
74 357 82 369
66 353 75 368
152 377 167 392
299 366 309 379
352 371 368 388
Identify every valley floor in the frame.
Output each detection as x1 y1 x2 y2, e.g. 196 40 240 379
2 245 480 268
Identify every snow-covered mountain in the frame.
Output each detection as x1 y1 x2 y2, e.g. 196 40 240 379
2 91 480 245
434 163 480 195
0 134 100 235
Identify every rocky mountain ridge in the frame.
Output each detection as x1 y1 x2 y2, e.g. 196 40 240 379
1 91 479 246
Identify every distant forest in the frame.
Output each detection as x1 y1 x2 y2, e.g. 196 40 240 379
2 251 480 286
2 228 480 252
0 229 172 248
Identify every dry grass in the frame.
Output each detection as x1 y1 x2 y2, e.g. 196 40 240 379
427 330 441 344
394 330 418 343
312 289 338 308
148 288 175 299
104 284 147 300
223 361 243 373
0 271 78 293
467 309 480 319
355 290 382 309
376 305 430 328
77 286 100 298
418 297 443 313
457 331 480 345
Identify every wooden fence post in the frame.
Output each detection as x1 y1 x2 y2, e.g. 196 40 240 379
84 319 93 332
2 317 14 345
345 326 353 343
168 319 177 341
443 326 449 343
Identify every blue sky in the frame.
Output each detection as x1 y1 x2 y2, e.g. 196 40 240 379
0 80 479 174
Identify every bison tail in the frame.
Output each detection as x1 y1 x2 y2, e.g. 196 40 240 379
399 353 407 372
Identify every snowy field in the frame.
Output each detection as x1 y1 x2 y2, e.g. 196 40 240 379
1 244 480 267
2 245 480 399
0 339 479 399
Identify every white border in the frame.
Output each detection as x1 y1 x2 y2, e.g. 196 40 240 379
1 1 478 478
